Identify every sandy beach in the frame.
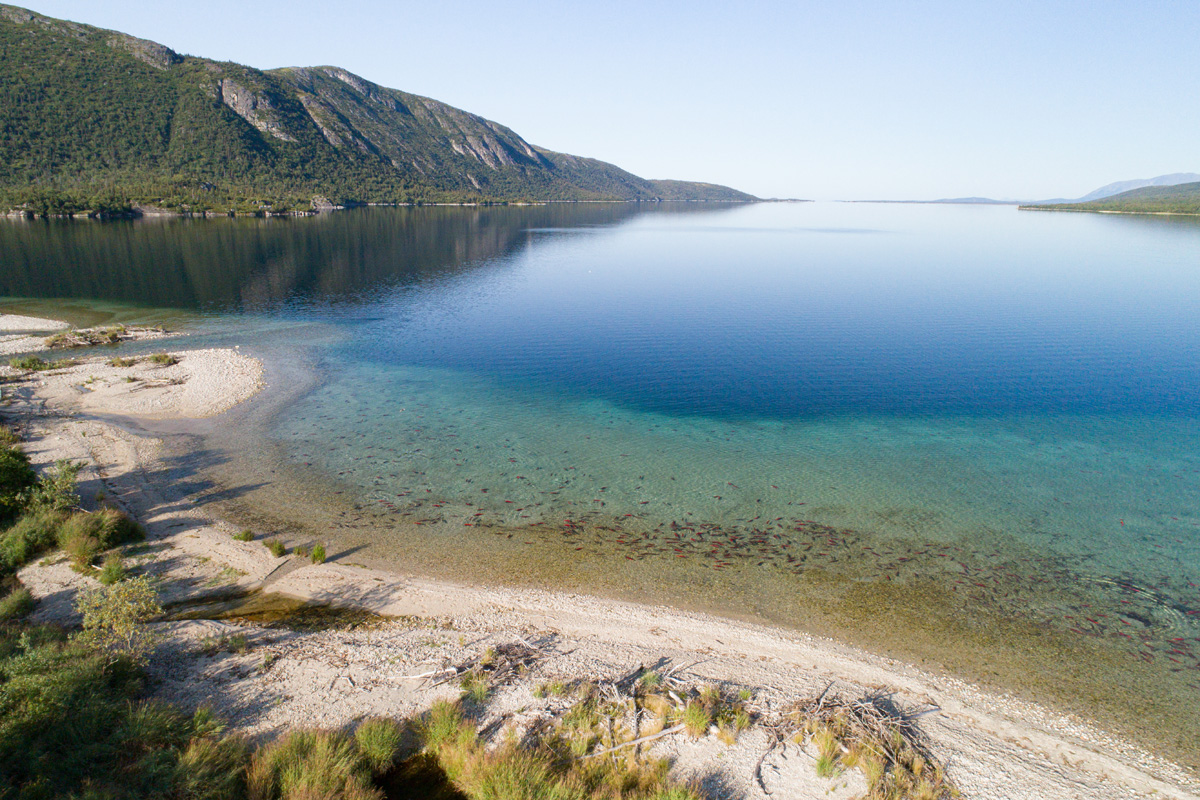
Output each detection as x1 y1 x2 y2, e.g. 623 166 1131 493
1 314 1196 800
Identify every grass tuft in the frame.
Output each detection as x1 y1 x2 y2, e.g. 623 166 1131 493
0 586 34 620
355 717 405 776
679 701 711 738
233 529 254 542
459 668 491 705
147 352 179 366
264 539 286 558
98 552 127 584
311 543 326 564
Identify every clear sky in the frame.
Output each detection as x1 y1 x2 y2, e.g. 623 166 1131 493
14 1 1199 200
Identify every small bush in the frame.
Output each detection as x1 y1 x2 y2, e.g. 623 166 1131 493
233 530 254 542
0 586 34 620
26 459 81 513
0 424 18 445
148 352 179 366
108 356 139 367
58 508 143 568
294 545 310 558
9 356 50 371
264 539 286 558
311 543 326 564
0 443 37 522
46 326 126 349
355 717 404 776
200 632 250 656
98 553 127 585
0 510 64 573
76 574 162 664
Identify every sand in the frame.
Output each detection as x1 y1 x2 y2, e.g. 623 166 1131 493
3 332 1197 800
0 318 177 356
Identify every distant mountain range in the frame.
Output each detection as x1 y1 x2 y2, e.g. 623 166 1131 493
0 4 754 215
922 173 1200 213
1021 181 1200 215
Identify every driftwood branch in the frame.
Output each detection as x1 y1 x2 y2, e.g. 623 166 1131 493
580 724 686 759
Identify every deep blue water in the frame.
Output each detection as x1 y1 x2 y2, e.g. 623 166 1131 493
4 202 1200 749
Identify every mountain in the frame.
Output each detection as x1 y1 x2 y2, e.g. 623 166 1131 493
1021 182 1200 215
0 5 754 215
1073 173 1200 203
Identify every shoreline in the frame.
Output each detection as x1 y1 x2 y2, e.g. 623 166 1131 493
1 315 1196 798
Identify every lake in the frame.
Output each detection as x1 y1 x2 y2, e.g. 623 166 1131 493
2 201 1199 764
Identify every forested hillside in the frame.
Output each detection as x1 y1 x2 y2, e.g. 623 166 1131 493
0 5 754 215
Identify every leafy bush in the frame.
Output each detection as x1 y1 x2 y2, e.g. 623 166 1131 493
25 458 80 513
76 575 161 665
0 624 245 799
0 443 37 523
233 529 255 542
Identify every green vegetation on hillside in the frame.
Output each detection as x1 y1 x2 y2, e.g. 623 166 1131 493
1022 181 1200 215
0 4 754 215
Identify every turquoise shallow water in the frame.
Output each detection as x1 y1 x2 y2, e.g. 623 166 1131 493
3 202 1200 761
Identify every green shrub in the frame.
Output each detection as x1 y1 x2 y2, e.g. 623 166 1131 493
0 625 247 799
311 543 326 564
98 553 127 585
58 508 144 567
355 717 404 776
108 356 139 367
147 353 179 366
26 459 81 513
76 575 161 665
9 356 50 371
0 444 37 523
0 510 64 573
46 326 125 349
200 632 249 657
0 587 34 620
233 530 254 542
58 509 140 568
264 539 286 558
0 425 18 446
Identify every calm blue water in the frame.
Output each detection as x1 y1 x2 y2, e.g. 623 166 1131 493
4 201 1200 755
270 203 1200 580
